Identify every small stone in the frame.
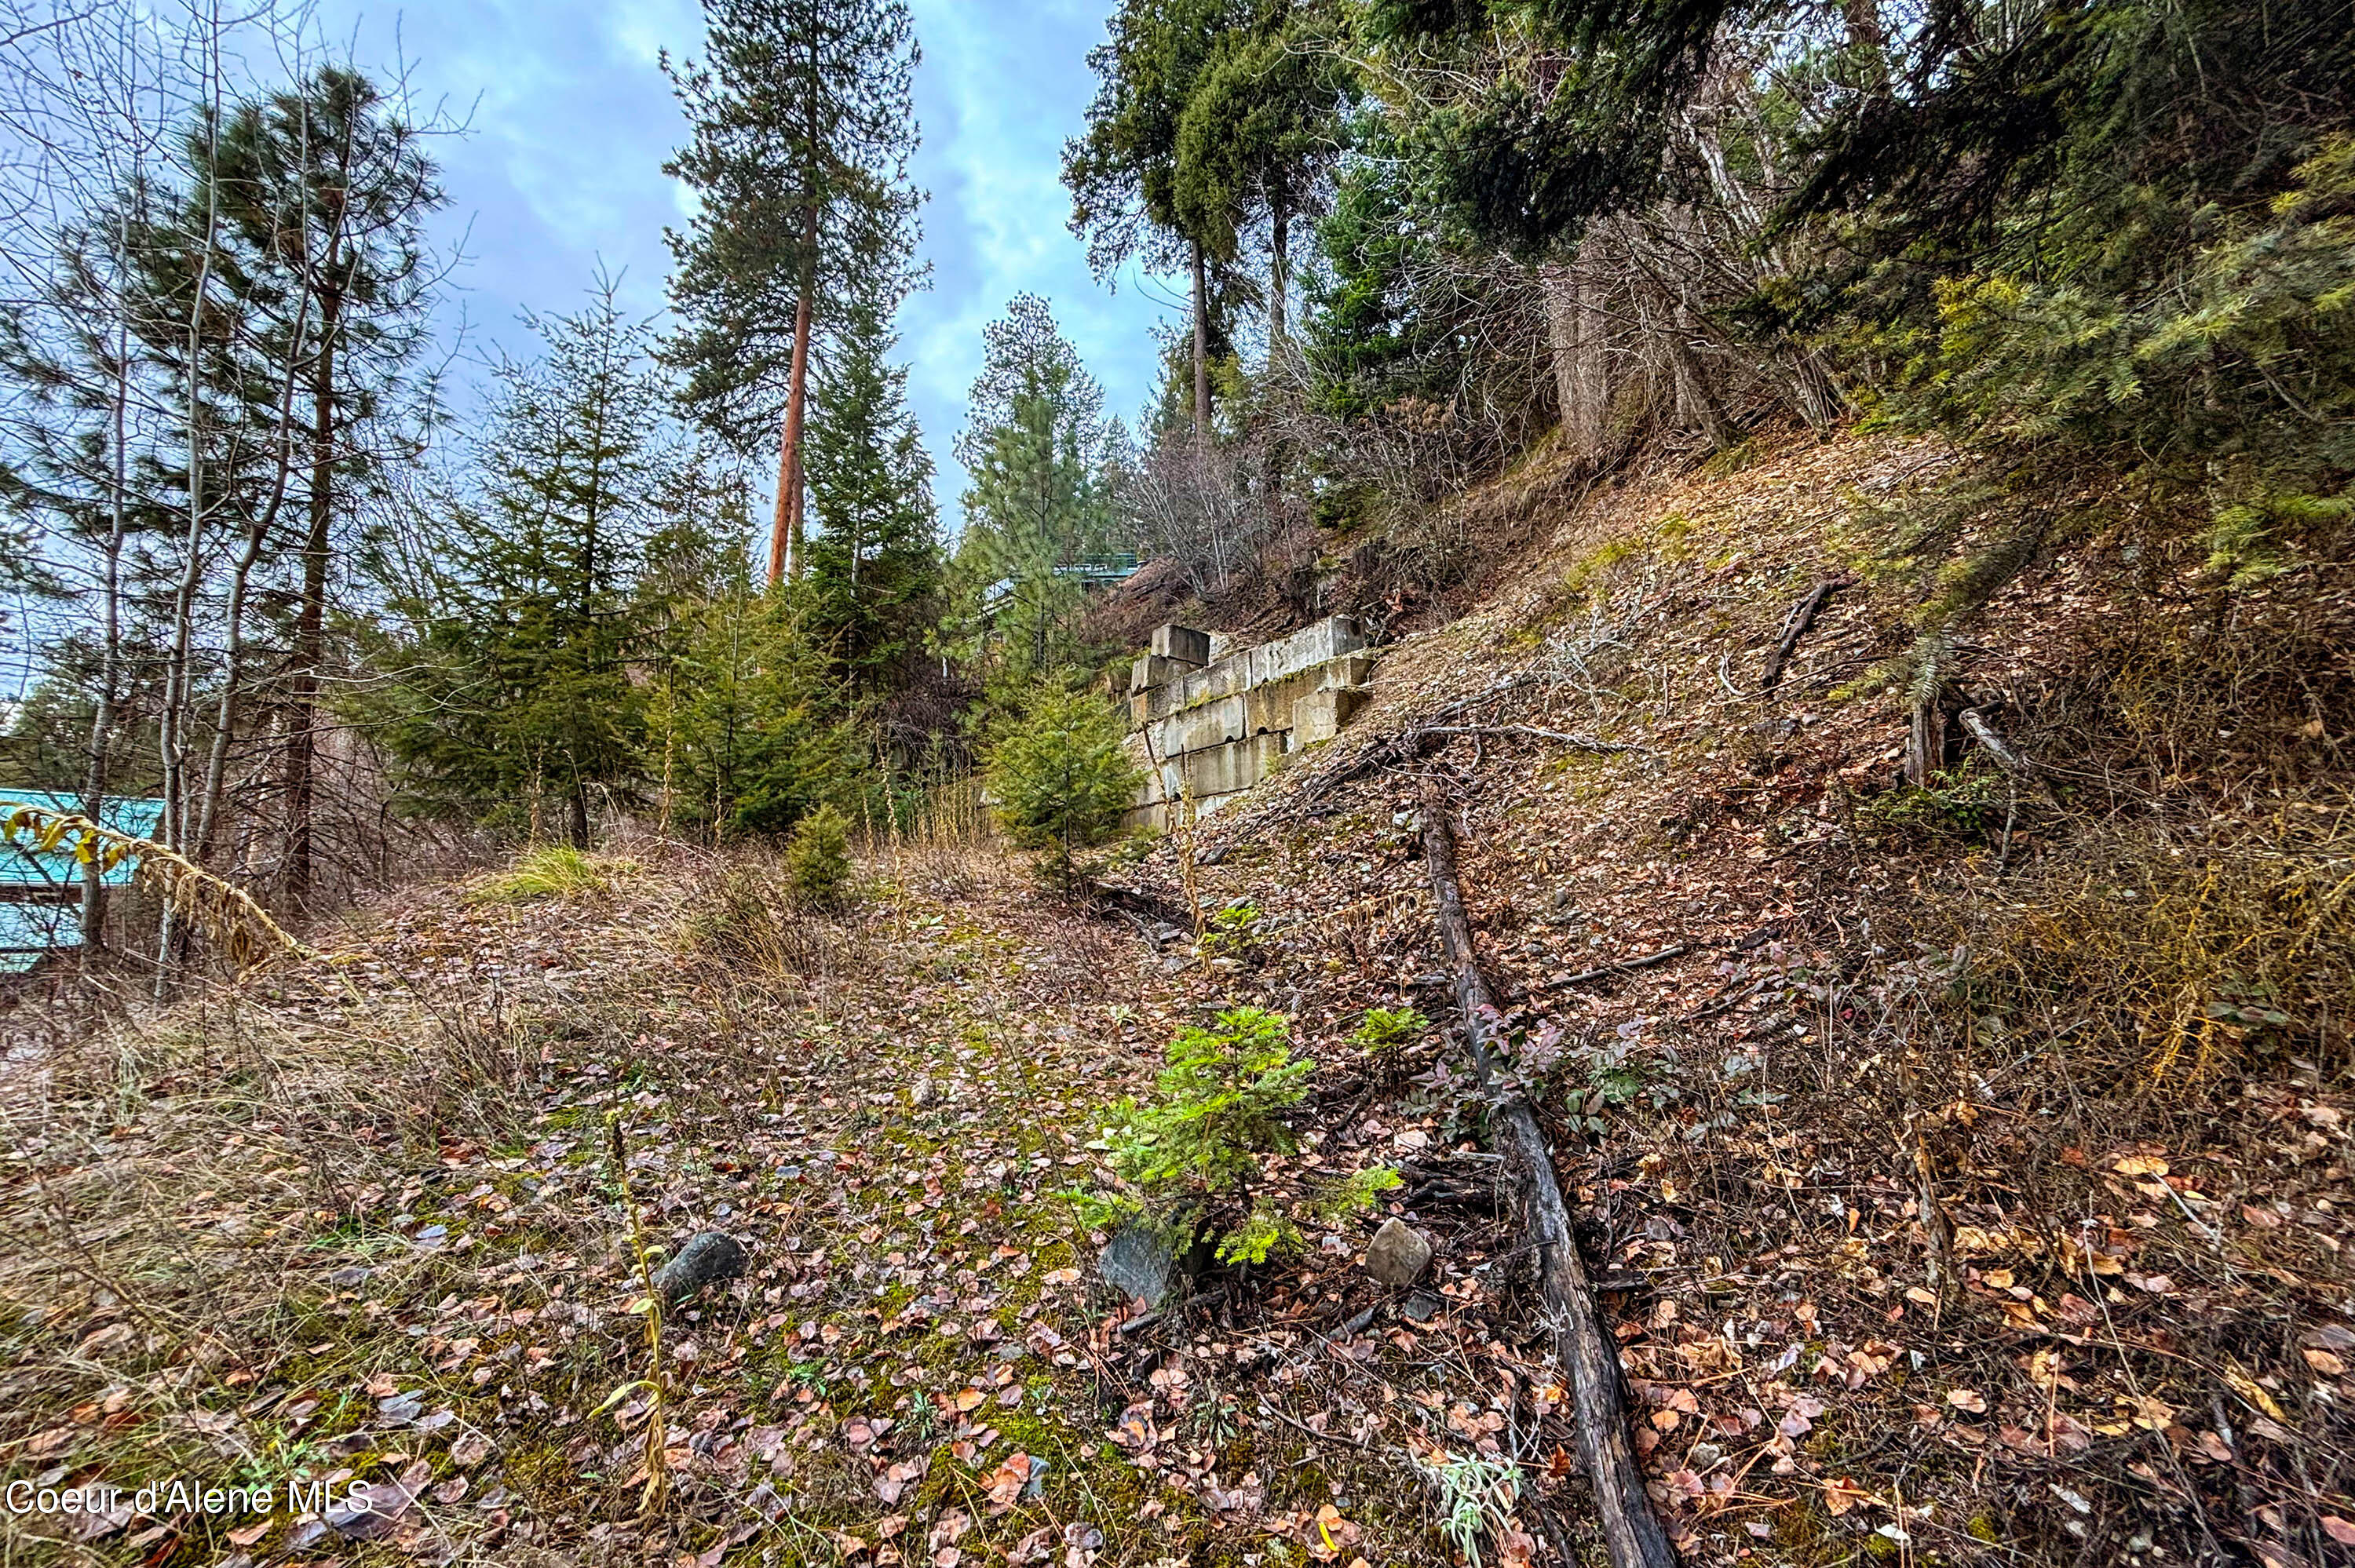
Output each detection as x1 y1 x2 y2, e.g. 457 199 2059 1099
910 1078 935 1108
375 1391 424 1426
1365 1219 1433 1287
1097 1223 1176 1307
653 1231 749 1304
1401 1289 1444 1323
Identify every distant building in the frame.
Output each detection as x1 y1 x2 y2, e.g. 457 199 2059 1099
980 555 1142 618
0 792 163 973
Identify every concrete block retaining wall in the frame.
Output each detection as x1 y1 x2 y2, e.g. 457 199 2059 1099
1120 616 1374 833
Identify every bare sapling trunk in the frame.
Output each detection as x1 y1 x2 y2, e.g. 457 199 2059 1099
1268 196 1288 347
199 284 315 864
1418 774 1678 1568
155 48 228 991
81 308 132 962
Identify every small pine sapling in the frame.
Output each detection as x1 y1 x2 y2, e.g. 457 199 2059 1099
1196 899 1262 961
983 687 1142 892
1350 1005 1429 1054
785 803 854 906
1085 1007 1398 1267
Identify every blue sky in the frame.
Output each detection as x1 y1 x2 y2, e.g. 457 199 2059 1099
312 0 1183 535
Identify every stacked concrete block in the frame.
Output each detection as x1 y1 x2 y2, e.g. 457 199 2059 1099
1289 687 1368 746
1130 653 1198 693
1152 625 1212 664
1121 616 1375 833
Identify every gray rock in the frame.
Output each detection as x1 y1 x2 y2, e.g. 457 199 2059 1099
375 1391 424 1426
1365 1218 1433 1287
1097 1223 1177 1307
653 1231 749 1304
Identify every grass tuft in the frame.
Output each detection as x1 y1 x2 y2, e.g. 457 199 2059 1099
467 844 635 905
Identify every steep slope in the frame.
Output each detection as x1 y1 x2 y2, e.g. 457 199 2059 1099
1110 424 2355 1564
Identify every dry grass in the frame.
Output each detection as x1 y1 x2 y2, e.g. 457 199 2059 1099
871 775 1012 900
0 972 557 1565
1940 812 2355 1087
463 844 639 906
0 837 1175 1567
675 859 860 981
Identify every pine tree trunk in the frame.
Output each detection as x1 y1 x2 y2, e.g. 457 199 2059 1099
80 311 131 962
285 264 341 910
1670 315 1740 451
774 288 815 587
1191 239 1210 437
1269 198 1288 348
1544 253 1611 462
768 402 794 586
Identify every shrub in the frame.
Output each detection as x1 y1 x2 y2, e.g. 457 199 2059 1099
1857 768 2007 844
785 803 854 907
984 687 1142 890
1351 1005 1429 1053
1087 1007 1395 1266
1936 818 2355 1086
1197 899 1262 960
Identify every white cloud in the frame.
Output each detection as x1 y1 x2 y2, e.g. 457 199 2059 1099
309 0 1174 516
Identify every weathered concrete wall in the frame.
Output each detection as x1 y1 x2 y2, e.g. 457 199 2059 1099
1120 617 1375 832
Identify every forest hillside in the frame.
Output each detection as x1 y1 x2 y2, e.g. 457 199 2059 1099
5 421 2350 1566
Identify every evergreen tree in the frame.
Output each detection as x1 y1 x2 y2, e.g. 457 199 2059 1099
1359 0 1743 257
1777 0 2355 633
652 588 870 838
801 287 940 700
1064 0 1243 434
951 297 1114 687
984 686 1141 892
380 276 671 845
200 66 444 901
1172 1 1350 347
663 0 922 588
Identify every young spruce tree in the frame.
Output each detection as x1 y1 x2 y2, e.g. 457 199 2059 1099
801 286 940 702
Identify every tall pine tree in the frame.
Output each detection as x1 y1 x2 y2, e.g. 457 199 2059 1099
663 0 922 588
952 297 1112 687
1063 0 1241 436
201 66 443 903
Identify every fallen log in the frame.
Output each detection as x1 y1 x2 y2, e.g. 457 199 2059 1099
1418 776 1677 1568
1759 578 1845 693
1415 724 1640 754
